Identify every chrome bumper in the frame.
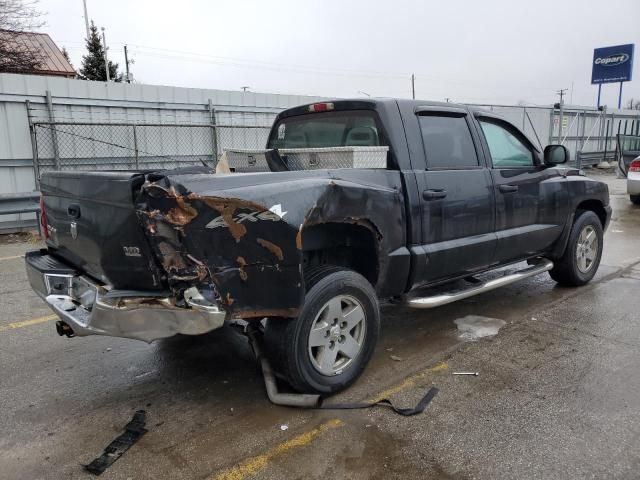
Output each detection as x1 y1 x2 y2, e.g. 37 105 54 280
627 172 640 195
25 250 227 343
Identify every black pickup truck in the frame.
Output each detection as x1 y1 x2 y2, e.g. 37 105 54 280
26 98 611 394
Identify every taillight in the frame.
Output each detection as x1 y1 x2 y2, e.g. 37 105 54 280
308 102 334 113
39 194 48 239
630 159 640 172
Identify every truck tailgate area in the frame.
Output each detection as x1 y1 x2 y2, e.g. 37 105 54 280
40 171 163 290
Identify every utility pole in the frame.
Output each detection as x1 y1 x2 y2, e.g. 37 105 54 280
241 86 250 92
82 0 90 39
124 45 131 83
411 74 415 99
101 27 110 81
570 81 574 105
557 88 567 104
556 88 567 142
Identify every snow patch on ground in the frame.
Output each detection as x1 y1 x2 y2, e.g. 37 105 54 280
454 315 506 341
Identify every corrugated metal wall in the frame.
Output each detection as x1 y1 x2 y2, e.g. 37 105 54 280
0 73 324 231
1 72 639 233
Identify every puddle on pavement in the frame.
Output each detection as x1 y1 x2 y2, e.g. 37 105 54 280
454 315 506 341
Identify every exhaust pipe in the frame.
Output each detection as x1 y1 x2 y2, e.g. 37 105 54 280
246 324 320 408
55 320 76 338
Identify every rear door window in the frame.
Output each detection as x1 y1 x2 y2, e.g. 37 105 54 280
418 114 479 169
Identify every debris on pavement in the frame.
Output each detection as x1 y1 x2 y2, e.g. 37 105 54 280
452 372 479 376
454 315 506 341
390 355 404 362
83 410 148 476
280 424 289 431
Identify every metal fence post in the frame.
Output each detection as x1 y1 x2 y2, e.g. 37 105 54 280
577 111 586 167
208 99 218 163
45 90 60 170
132 124 139 169
548 108 555 145
25 100 41 188
524 109 543 150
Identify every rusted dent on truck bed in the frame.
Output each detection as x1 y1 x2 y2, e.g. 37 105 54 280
136 174 303 319
201 198 247 242
256 238 284 261
234 308 299 319
225 292 235 306
236 256 248 281
135 169 405 318
164 196 198 225
294 202 383 252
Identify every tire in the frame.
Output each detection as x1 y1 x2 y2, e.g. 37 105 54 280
631 195 640 205
264 266 380 394
549 210 603 286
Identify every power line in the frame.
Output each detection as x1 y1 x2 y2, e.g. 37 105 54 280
57 40 570 95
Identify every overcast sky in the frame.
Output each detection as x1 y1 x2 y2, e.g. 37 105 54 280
39 0 639 107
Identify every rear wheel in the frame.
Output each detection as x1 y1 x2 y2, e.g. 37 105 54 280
549 210 603 286
631 195 640 205
264 266 380 394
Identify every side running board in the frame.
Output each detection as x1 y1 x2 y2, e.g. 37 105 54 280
407 258 554 309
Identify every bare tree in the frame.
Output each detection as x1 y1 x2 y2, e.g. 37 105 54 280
0 0 46 74
626 98 640 111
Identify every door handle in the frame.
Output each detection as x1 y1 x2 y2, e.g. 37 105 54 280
423 189 447 200
499 184 519 193
67 204 81 219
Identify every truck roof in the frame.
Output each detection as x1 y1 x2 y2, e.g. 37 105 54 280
275 98 541 152
277 97 497 119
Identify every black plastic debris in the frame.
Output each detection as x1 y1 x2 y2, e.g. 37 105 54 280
84 410 148 476
318 386 439 416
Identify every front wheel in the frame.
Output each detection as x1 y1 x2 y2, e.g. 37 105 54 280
549 210 603 286
264 267 380 394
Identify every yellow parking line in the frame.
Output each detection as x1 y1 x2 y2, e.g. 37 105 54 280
0 255 23 262
0 314 57 333
211 361 448 480
211 419 344 480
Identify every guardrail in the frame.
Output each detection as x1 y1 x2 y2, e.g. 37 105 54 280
0 192 40 234
0 192 40 215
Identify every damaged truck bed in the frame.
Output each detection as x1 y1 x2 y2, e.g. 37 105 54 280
27 98 611 394
137 167 404 319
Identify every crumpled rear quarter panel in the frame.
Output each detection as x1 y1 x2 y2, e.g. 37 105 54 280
136 170 405 319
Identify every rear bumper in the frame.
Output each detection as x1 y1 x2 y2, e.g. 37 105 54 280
25 250 227 343
627 172 640 195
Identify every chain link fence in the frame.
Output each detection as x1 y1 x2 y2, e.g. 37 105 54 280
32 121 273 176
31 109 640 176
32 121 390 176
471 104 640 167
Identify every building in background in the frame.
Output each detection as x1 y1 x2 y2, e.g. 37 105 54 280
0 30 76 78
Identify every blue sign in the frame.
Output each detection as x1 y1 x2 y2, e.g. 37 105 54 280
591 44 634 84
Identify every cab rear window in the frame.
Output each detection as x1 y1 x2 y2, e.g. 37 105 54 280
268 110 384 149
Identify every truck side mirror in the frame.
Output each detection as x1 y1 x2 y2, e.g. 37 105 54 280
544 145 569 165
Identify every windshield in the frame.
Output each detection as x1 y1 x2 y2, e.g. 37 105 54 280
268 110 384 149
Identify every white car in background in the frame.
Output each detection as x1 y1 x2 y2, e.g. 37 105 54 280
629 156 640 205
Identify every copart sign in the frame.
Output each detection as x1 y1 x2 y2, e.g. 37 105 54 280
591 44 634 84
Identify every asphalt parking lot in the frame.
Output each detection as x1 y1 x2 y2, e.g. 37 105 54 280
1 171 639 480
